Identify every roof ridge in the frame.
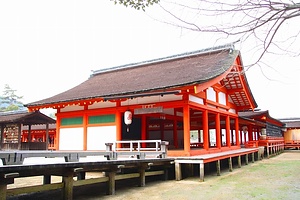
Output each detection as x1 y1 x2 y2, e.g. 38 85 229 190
91 41 238 76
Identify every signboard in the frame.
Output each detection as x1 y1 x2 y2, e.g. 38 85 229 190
134 106 163 114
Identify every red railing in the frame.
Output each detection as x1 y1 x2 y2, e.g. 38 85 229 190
244 141 258 148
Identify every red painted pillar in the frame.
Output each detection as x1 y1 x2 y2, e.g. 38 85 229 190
226 116 231 147
83 105 88 150
235 118 240 147
160 120 164 141
248 125 253 141
183 104 191 154
141 115 147 148
173 118 178 148
239 126 243 145
203 110 209 150
116 102 122 148
216 113 221 149
141 115 147 140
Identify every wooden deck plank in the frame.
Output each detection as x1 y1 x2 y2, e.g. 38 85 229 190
174 148 260 182
175 148 258 163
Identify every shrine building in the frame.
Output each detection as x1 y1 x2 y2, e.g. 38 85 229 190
26 45 259 157
279 118 300 149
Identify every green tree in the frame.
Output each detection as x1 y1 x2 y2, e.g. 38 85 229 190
3 84 23 101
4 104 20 112
0 84 25 112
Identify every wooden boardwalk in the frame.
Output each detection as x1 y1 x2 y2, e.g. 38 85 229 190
0 158 173 200
0 146 284 200
174 148 264 182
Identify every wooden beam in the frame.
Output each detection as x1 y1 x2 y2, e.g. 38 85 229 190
245 154 249 165
226 116 231 147
63 172 74 200
7 182 63 197
73 177 109 187
183 104 190 154
216 113 221 149
0 172 19 200
43 175 51 184
203 110 209 150
216 160 221 176
141 115 147 148
108 171 116 195
116 107 122 148
0 183 6 200
235 118 240 147
18 124 22 150
187 164 194 177
238 155 242 168
199 163 205 182
83 106 88 151
228 157 233 172
139 168 146 187
175 162 182 181
45 123 49 150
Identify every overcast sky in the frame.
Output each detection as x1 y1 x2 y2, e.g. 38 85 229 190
0 0 299 119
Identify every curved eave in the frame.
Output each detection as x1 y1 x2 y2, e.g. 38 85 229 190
221 54 257 111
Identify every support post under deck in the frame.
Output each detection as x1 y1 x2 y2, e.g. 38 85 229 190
216 160 221 176
175 162 182 181
238 155 242 168
228 157 233 172
199 162 204 182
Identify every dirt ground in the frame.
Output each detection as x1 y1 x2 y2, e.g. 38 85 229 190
8 151 300 200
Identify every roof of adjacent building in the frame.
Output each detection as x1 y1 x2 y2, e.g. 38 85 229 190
239 110 284 127
279 118 300 128
0 110 56 125
26 44 257 110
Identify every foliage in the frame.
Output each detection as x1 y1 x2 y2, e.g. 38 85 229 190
4 104 20 112
2 84 23 101
0 84 26 112
112 0 160 10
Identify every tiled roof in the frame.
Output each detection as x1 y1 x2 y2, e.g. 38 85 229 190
26 45 255 108
0 110 55 125
238 110 268 118
279 118 300 128
238 110 284 126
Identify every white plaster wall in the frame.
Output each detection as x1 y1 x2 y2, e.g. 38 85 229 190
218 92 226 105
87 126 116 150
189 95 204 104
207 87 216 102
229 108 236 114
59 127 84 150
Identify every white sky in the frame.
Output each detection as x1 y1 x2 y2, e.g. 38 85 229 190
0 0 299 119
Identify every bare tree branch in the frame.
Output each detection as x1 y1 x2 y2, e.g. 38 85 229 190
156 0 300 67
